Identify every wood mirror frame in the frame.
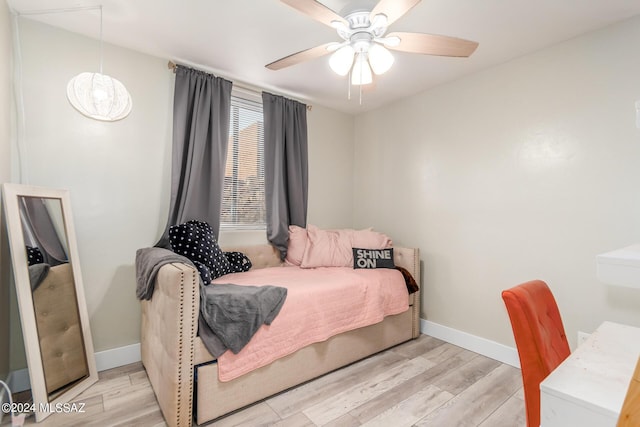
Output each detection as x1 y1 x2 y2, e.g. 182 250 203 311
1 183 97 422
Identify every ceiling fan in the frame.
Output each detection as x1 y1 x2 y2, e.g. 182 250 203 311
266 0 479 87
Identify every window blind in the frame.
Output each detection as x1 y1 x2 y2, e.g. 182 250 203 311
221 95 266 229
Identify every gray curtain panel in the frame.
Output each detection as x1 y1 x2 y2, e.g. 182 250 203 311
157 65 233 248
262 92 309 260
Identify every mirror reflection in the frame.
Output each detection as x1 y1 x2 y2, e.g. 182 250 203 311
18 196 89 400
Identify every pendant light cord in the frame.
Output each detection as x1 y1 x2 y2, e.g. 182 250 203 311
11 4 105 75
7 3 104 183
359 59 363 106
10 5 102 16
0 379 26 426
99 5 103 75
9 6 28 184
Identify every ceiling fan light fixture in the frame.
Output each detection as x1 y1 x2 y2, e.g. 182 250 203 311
267 0 478 104
326 42 343 52
351 53 373 86
370 13 388 30
329 45 355 76
330 19 348 31
368 43 394 75
379 35 401 47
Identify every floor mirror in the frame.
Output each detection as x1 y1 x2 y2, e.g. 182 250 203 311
1 183 97 422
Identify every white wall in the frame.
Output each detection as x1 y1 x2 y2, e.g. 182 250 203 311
353 16 640 348
307 105 354 228
13 18 355 363
17 18 173 356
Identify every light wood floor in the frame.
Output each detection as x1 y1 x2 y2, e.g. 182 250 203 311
6 335 526 427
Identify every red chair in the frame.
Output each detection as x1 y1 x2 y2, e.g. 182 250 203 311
502 280 571 427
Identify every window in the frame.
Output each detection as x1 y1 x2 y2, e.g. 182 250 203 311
220 92 265 229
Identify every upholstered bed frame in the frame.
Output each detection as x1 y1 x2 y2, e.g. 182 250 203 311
140 244 421 426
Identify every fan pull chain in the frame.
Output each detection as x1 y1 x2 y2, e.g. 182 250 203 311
347 69 352 100
359 62 363 105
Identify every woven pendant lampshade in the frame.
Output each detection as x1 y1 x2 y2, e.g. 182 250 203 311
66 5 132 121
67 72 132 121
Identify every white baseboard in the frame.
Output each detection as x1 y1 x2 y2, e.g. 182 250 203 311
7 368 28 394
8 322 519 393
420 319 520 368
9 343 142 393
94 343 141 372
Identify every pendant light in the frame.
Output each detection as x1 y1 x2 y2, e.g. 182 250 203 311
66 5 132 121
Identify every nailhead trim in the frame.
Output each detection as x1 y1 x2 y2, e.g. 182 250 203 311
174 267 197 427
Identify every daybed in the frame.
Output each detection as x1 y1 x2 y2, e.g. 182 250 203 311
140 243 421 426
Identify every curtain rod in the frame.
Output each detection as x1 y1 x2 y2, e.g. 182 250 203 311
167 61 312 111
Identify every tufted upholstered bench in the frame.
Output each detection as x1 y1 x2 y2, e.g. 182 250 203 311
32 263 88 393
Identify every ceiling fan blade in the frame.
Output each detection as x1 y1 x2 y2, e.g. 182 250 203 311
266 43 335 70
280 0 347 28
386 32 478 57
370 0 421 26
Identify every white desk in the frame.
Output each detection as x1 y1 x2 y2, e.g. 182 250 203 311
540 321 640 427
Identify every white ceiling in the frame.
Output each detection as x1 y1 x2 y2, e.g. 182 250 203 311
8 0 640 114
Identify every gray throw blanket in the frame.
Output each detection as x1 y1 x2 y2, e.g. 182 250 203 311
135 247 193 300
200 283 287 354
135 247 287 357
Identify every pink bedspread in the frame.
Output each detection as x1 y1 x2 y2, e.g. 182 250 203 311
210 266 409 381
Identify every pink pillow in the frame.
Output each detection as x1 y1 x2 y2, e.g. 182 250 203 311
300 225 392 268
285 225 308 266
350 229 393 249
300 226 352 268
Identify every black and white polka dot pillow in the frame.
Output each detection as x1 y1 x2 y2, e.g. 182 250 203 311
225 251 252 273
26 246 44 266
169 220 232 280
192 260 213 286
